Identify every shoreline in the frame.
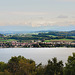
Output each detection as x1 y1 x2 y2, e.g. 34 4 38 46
0 47 75 49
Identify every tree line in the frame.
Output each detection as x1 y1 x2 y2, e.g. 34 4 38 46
38 31 75 36
6 34 75 41
0 53 75 75
0 30 75 41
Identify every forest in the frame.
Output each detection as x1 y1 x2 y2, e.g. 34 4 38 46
0 53 75 75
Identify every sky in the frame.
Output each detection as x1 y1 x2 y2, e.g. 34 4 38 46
0 0 75 31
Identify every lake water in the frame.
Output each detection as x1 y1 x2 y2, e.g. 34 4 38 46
0 48 75 65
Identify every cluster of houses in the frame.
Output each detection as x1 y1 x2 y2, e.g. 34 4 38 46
0 40 75 48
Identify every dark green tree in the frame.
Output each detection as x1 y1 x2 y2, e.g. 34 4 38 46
0 62 7 72
64 53 75 75
44 57 63 75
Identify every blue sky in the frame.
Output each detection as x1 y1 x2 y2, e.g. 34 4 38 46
0 0 75 31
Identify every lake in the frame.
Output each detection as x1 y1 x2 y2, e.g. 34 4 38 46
0 48 75 65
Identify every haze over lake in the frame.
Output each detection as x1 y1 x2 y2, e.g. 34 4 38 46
0 48 75 65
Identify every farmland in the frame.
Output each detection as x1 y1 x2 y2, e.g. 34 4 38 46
0 30 75 48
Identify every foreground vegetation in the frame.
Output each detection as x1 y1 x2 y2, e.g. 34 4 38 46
0 53 75 75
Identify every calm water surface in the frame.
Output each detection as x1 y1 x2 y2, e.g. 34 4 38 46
0 48 75 65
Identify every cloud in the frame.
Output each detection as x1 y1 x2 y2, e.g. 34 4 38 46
0 11 48 16
0 19 56 27
0 11 75 27
53 21 75 27
57 15 68 18
0 19 75 28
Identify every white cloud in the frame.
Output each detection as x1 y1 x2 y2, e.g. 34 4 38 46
57 15 68 18
0 11 48 16
0 11 75 27
0 20 75 27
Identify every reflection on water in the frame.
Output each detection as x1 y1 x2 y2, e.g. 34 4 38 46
0 48 75 65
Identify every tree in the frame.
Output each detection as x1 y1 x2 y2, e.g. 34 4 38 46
0 62 7 72
64 53 75 75
36 63 44 75
18 59 36 75
7 56 36 75
44 57 63 75
7 56 20 75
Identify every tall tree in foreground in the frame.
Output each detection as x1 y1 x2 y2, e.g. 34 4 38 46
64 53 75 75
44 57 63 75
7 56 36 75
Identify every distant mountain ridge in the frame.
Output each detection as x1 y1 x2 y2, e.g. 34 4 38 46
0 30 75 35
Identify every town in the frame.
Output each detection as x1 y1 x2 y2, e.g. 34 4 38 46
0 30 75 48
0 40 75 48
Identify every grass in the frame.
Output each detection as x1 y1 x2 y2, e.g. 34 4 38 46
71 36 75 38
7 39 17 41
47 35 57 37
44 39 75 42
0 39 17 42
0 37 4 40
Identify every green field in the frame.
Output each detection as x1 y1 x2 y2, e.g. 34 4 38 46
44 39 75 42
0 39 17 42
71 36 75 38
47 35 57 37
